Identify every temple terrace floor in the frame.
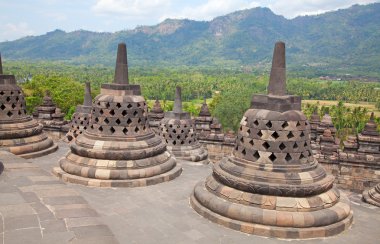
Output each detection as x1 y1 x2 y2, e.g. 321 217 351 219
0 142 379 244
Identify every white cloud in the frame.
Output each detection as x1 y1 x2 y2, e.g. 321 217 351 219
0 22 35 41
267 0 379 18
92 0 171 16
160 0 260 21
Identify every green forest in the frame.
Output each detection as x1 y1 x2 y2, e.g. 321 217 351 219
3 61 380 138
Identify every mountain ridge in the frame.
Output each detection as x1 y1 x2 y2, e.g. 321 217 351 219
0 3 379 75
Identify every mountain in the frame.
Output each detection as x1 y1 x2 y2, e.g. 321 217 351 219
0 3 379 75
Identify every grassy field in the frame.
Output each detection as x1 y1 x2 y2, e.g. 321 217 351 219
302 100 380 117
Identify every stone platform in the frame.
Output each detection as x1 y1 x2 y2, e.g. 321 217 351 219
0 150 118 244
1 142 379 243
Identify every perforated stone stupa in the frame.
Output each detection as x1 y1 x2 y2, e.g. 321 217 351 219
159 86 208 163
0 53 57 158
53 43 182 187
190 42 353 239
148 99 164 133
66 82 92 143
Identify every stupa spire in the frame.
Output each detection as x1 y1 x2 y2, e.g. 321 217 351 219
113 43 129 84
83 82 92 107
173 86 182 113
267 41 286 96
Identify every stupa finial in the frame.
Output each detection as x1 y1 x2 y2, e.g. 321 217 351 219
113 43 129 84
84 82 92 107
173 86 182 113
267 41 286 96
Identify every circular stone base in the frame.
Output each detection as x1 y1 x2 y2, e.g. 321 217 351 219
52 163 182 187
17 143 58 159
362 186 380 207
190 182 353 239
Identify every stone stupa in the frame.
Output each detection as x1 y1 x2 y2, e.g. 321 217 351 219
54 43 182 187
148 99 164 133
33 90 68 136
359 113 380 206
190 42 353 239
0 53 57 158
195 97 213 140
159 86 209 163
66 82 93 143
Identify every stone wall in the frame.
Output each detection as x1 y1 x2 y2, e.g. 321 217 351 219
199 141 234 163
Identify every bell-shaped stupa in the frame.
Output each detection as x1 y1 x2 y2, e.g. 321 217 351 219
54 43 182 187
0 53 57 158
190 42 353 239
66 82 92 143
159 87 208 163
148 99 164 133
195 97 213 140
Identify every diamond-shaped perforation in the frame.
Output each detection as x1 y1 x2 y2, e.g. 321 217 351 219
282 121 288 129
104 118 110 124
257 130 263 138
253 151 260 160
242 149 246 155
271 131 279 139
285 153 292 162
127 104 132 108
99 109 104 115
0 91 4 95
98 126 103 132
122 110 127 116
116 103 121 108
279 143 286 150
262 141 270 149
6 97 10 102
133 110 138 116
134 127 139 133
7 111 13 117
293 142 299 149
266 121 272 128
287 131 294 139
300 153 306 159
173 140 177 145
253 120 259 126
249 140 254 146
110 110 115 116
106 102 110 108
110 127 115 133
300 131 305 137
296 121 301 127
11 103 16 109
0 104 5 110
123 127 128 134
269 153 277 162
116 119 121 125
127 118 132 125
95 117 99 123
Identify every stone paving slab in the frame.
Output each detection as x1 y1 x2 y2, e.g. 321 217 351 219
0 150 119 244
2 143 380 243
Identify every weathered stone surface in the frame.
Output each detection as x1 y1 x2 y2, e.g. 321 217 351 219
54 43 182 187
190 42 353 239
148 99 164 133
0 53 57 158
159 86 209 163
338 113 380 193
34 90 68 132
66 82 92 143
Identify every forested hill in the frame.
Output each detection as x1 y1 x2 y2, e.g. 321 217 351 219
0 3 379 75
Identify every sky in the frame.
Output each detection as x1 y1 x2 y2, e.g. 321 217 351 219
0 0 378 42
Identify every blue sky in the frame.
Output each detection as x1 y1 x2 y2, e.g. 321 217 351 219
0 0 378 42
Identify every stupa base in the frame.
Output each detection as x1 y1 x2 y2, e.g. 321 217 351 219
3 137 58 159
362 184 380 207
190 181 353 239
52 163 182 187
170 145 209 164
